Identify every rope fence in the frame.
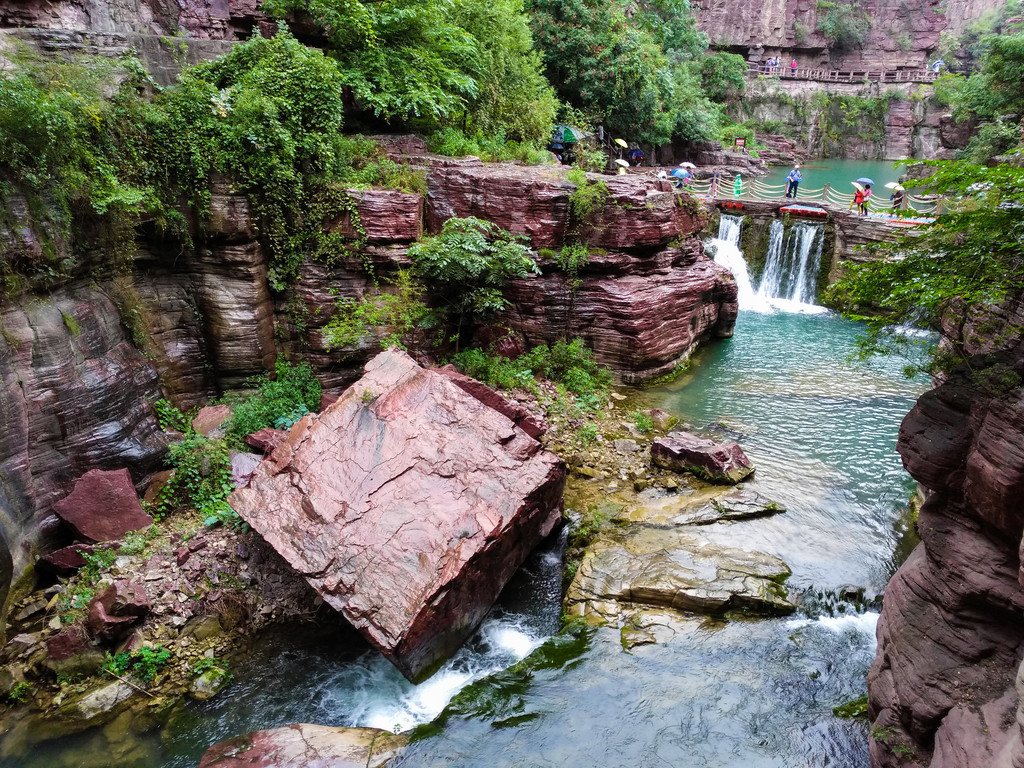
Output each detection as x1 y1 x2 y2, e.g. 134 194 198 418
683 172 939 216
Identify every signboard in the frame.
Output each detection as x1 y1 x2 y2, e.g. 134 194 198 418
734 137 746 148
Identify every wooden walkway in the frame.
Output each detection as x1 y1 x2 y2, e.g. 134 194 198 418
746 64 939 85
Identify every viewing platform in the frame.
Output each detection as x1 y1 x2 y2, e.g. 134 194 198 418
745 64 940 85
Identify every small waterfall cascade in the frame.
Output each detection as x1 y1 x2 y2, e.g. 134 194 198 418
708 215 773 312
756 220 824 306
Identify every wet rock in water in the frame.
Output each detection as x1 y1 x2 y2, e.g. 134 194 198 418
566 524 793 622
651 431 754 484
229 349 565 682
244 428 288 455
199 724 407 768
189 666 231 701
85 581 150 640
192 404 233 437
672 489 786 525
53 468 153 543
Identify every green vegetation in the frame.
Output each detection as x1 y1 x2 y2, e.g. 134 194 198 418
833 695 869 719
156 433 236 526
333 136 428 193
103 645 172 685
825 158 1024 374
56 545 119 623
630 410 654 434
323 270 430 353
6 682 32 705
226 360 322 439
408 217 538 348
451 337 612 398
529 0 724 144
816 0 871 50
426 127 552 164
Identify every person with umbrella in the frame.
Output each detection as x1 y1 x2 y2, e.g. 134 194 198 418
886 182 905 211
785 165 802 198
851 177 874 214
670 162 695 189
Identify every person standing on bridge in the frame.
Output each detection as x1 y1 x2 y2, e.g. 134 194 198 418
790 59 797 75
785 165 802 198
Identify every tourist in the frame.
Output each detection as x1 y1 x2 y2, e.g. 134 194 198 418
890 188 905 211
852 186 865 213
790 59 797 75
785 165 802 198
861 184 872 215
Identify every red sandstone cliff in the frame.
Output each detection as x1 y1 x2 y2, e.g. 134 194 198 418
868 296 1024 767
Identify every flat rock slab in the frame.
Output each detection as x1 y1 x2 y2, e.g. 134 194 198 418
651 431 754 484
229 349 565 681
53 468 152 543
200 724 407 768
566 524 794 621
671 489 786 526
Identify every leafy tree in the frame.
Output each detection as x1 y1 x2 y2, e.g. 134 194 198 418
825 157 1024 372
700 52 747 102
815 0 871 50
450 0 558 143
408 217 539 347
263 0 478 121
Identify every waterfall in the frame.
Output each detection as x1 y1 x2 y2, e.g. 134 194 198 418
756 220 824 307
707 215 772 313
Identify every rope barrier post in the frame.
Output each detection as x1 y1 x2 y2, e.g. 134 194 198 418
822 183 830 202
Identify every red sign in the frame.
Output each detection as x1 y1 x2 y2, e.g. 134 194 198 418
734 137 746 148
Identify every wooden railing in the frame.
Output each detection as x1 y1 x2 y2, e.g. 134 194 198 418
746 64 939 84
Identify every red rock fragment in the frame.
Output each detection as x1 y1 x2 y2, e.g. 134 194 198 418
53 468 152 543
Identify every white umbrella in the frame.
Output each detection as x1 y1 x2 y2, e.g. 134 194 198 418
679 162 696 169
851 181 865 192
884 182 904 190
614 159 630 167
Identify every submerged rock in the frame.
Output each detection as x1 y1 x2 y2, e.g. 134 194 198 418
229 349 565 681
651 431 754 484
52 469 152 543
671 489 786 526
199 724 407 768
566 524 794 621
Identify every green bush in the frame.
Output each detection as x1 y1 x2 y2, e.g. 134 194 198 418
630 410 654 433
427 127 551 164
104 645 172 685
227 360 322 439
332 136 428 193
323 270 430 352
816 0 871 49
155 434 236 523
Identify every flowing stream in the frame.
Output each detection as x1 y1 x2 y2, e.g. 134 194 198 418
15 216 929 767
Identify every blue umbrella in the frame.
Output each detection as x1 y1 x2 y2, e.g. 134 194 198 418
855 177 875 185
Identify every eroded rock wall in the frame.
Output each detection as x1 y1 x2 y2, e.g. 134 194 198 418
868 296 1024 767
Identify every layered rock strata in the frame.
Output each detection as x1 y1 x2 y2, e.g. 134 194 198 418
229 349 566 681
868 297 1024 767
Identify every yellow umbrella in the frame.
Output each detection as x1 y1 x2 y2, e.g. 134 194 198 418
614 138 629 148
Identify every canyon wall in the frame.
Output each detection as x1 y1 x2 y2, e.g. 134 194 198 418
868 296 1024 767
0 156 737 614
698 0 1004 70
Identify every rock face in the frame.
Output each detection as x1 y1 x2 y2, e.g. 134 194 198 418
868 297 1024 767
199 724 407 768
229 349 566 681
52 469 152 543
651 432 755 484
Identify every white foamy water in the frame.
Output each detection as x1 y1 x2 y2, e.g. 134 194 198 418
351 618 544 733
709 215 827 315
786 611 880 649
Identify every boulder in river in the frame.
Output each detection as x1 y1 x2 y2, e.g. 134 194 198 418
566 524 794 622
671 489 785 526
52 468 152 543
229 349 565 681
651 431 754 484
199 724 407 768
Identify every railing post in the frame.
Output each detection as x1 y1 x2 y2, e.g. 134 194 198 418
822 183 830 201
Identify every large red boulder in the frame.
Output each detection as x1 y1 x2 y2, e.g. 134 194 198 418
435 365 547 440
52 468 152 543
651 431 754 484
229 349 565 681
